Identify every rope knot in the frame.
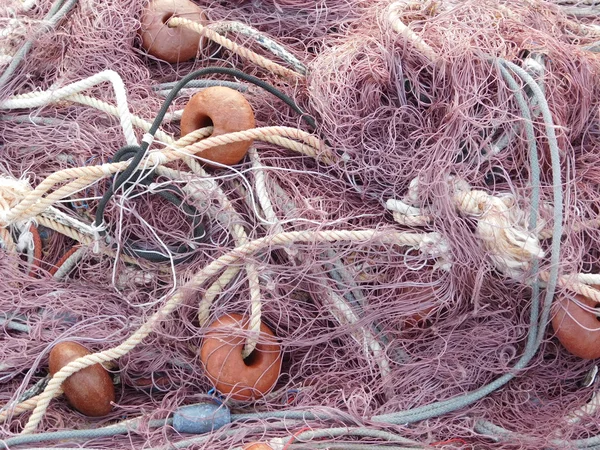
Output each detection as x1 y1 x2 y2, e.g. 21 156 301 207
419 232 452 271
453 189 490 216
0 176 32 228
387 176 543 279
453 187 544 279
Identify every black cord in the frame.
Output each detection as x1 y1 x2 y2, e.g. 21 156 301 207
108 147 206 263
96 67 315 263
121 185 206 264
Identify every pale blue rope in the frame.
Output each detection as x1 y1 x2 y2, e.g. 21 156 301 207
372 55 562 425
0 0 79 88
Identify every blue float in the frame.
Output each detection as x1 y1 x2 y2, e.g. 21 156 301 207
172 401 231 434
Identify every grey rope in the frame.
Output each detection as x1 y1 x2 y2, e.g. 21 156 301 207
0 0 78 88
209 21 307 75
474 419 600 449
152 79 249 96
0 419 171 448
292 427 420 445
0 316 30 333
483 53 545 160
371 56 563 425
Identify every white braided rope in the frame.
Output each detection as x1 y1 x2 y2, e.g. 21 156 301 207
208 20 307 75
576 273 600 286
67 94 332 162
541 272 600 304
249 148 284 231
169 17 302 79
0 70 138 146
197 265 241 325
387 1 440 64
0 88 325 355
21 229 431 434
178 127 327 159
454 188 544 279
174 127 213 147
243 148 288 357
2 127 327 225
35 215 93 245
0 125 326 355
42 206 98 237
53 247 85 280
387 177 544 279
386 198 430 227
29 91 328 337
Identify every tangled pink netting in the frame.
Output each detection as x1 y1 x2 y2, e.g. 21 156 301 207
1 0 600 449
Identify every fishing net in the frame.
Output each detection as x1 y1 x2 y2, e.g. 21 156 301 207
1 0 600 449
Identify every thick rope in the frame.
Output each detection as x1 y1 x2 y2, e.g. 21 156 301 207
0 124 328 358
21 229 432 434
73 93 327 346
1 127 329 225
208 21 307 75
197 265 242 325
1 74 330 395
244 148 287 356
387 1 440 65
0 70 137 146
387 179 544 279
168 17 303 80
70 93 331 163
249 148 286 232
0 389 63 424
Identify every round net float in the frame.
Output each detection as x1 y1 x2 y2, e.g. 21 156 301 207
552 290 600 360
199 313 281 401
138 0 207 63
180 86 256 167
242 443 273 450
49 342 115 417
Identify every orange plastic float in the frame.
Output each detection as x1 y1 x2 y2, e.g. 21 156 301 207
49 342 115 416
552 289 600 360
199 313 281 401
243 444 273 450
139 0 207 63
180 86 256 167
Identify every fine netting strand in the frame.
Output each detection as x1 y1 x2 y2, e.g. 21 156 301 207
2 0 600 449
